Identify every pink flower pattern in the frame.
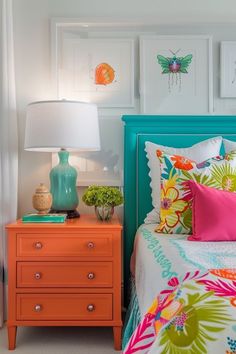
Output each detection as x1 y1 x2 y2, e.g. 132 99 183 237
123 269 236 354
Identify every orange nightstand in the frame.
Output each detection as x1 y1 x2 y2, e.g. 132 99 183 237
6 214 122 350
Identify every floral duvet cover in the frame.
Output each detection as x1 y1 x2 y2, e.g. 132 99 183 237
123 269 236 354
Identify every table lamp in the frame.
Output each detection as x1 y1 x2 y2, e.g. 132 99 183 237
24 100 101 218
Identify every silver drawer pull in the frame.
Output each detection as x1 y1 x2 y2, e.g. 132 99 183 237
34 272 41 280
87 242 95 249
87 272 95 280
34 304 42 312
87 304 95 312
34 241 43 250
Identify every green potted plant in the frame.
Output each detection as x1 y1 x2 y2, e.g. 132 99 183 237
82 185 123 221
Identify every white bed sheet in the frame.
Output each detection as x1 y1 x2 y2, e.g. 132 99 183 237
133 223 236 316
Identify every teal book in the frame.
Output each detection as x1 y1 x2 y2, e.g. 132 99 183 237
22 213 67 223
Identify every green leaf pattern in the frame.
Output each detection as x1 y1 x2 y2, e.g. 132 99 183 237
158 286 232 354
124 270 236 354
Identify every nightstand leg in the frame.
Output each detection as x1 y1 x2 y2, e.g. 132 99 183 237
113 326 122 351
8 326 17 350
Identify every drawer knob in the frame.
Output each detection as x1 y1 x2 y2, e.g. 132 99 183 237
34 272 41 280
34 241 43 250
34 304 42 312
87 272 95 280
87 304 95 312
87 242 95 249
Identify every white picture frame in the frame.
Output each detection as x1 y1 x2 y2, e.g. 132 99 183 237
52 21 134 108
140 35 213 114
221 41 236 98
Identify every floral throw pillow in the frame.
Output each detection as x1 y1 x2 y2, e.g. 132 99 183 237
155 150 236 234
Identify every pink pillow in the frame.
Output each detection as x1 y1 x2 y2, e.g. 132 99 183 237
187 180 236 242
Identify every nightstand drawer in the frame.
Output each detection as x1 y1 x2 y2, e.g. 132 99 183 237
17 294 112 321
17 233 113 257
17 261 113 287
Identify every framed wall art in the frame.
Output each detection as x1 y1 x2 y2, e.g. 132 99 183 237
221 41 236 98
54 35 134 108
140 35 213 114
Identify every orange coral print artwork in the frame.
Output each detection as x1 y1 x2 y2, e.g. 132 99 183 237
95 63 115 85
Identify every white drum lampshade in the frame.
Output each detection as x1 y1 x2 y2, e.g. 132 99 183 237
24 100 101 218
25 100 100 152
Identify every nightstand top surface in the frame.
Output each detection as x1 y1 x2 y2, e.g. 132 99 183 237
6 214 122 229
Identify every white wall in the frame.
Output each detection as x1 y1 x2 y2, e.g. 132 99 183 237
13 0 236 217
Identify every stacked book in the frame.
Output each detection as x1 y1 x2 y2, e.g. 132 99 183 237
22 213 67 223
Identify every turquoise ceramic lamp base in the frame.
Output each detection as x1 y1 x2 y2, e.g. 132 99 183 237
49 149 80 219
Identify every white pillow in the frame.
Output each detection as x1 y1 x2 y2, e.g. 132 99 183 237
223 138 236 153
144 208 160 224
144 136 223 224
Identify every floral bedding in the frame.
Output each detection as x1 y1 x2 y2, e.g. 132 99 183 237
124 225 236 353
132 224 236 317
123 269 236 354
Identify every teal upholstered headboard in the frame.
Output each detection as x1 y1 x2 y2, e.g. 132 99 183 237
122 114 236 304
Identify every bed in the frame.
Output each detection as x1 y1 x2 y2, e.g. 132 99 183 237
121 115 236 353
